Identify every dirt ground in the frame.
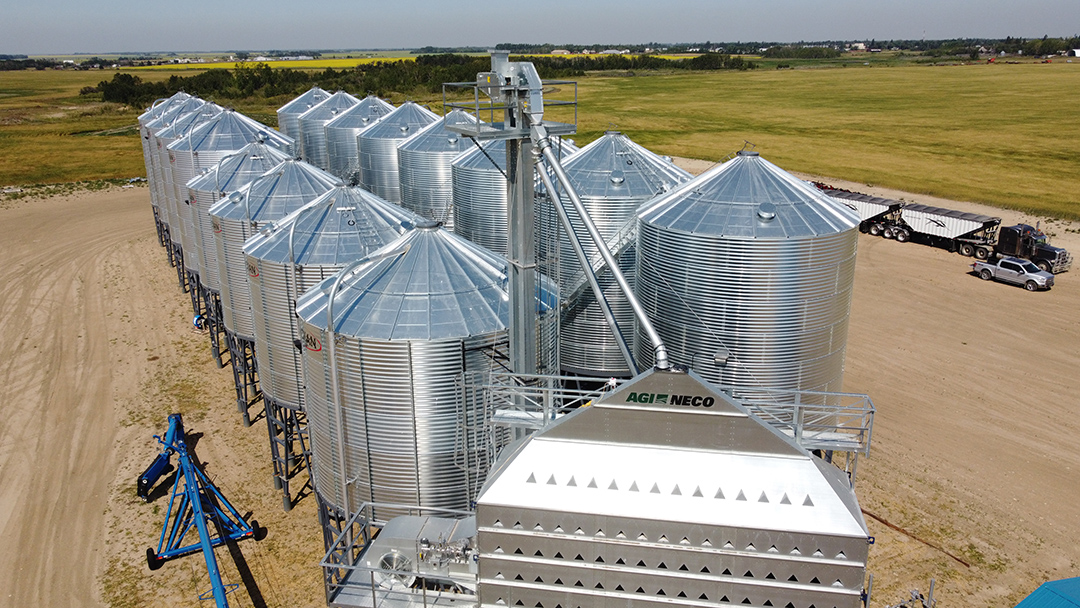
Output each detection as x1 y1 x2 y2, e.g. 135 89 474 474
0 175 1076 608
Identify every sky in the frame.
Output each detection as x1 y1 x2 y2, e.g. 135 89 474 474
2 0 1078 55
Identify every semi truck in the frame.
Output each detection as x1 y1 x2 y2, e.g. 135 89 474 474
819 186 1072 274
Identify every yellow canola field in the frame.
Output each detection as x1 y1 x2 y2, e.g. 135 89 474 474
131 57 415 71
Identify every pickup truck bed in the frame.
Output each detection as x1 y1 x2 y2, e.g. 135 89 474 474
972 257 1054 291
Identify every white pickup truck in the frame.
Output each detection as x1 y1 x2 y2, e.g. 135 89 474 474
972 257 1055 291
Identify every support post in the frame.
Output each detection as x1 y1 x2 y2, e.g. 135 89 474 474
506 137 537 377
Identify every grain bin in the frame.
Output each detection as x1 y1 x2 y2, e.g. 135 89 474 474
276 86 330 143
168 110 295 278
185 141 292 294
243 186 420 413
548 131 691 377
295 222 554 519
156 103 224 274
452 136 578 255
396 110 480 228
142 96 206 245
356 102 437 203
324 96 394 183
635 150 860 396
138 93 194 236
209 159 338 341
296 91 361 170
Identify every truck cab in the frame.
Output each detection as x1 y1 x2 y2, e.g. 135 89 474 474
997 224 1073 273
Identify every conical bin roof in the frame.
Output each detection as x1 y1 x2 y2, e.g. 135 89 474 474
297 90 361 123
155 102 223 141
168 109 294 156
323 95 395 131
356 101 438 141
208 158 339 224
138 91 193 126
143 96 206 133
243 185 422 267
397 109 478 153
297 222 519 341
277 86 331 116
638 150 859 238
561 131 691 199
187 141 293 195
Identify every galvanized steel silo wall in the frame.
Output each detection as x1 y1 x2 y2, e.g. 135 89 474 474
452 138 579 256
247 260 339 409
634 152 859 396
212 209 259 338
397 111 478 228
356 102 437 203
324 96 395 183
451 139 509 253
276 87 330 147
209 160 337 339
302 332 505 516
548 132 690 377
358 135 403 202
187 144 292 293
297 91 360 170
244 188 419 411
635 226 857 394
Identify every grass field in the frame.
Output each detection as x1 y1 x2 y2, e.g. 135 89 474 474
2 61 1079 218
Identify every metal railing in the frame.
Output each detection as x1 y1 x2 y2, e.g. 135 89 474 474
456 371 874 481
440 80 578 141
321 502 477 608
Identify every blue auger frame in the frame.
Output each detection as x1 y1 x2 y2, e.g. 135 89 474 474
141 413 263 608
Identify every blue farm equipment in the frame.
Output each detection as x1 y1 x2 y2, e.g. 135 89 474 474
139 413 264 608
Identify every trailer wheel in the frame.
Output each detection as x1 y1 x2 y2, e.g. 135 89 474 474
1036 260 1052 273
895 229 910 242
980 269 993 281
1025 280 1039 292
974 247 990 260
869 223 883 236
959 243 975 257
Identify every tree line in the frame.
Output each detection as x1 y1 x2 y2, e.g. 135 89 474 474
88 53 756 107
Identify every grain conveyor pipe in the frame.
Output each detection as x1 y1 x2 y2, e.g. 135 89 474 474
532 127 670 370
533 152 638 375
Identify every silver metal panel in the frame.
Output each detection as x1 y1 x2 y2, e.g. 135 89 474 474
900 203 999 238
452 137 578 256
473 367 869 608
325 96 395 182
169 110 296 273
157 104 223 243
186 142 293 290
824 189 901 223
297 91 361 170
212 215 258 339
546 132 691 376
635 152 859 395
637 151 859 239
276 86 330 143
208 159 337 337
244 186 419 409
296 225 559 517
140 94 200 214
396 110 480 228
357 102 438 202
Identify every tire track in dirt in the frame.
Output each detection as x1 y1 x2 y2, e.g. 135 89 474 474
0 190 157 608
